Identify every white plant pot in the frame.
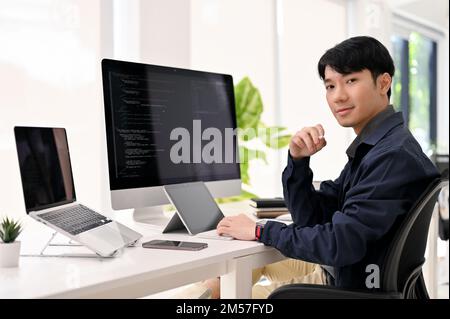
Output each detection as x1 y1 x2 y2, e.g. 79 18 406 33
0 241 21 268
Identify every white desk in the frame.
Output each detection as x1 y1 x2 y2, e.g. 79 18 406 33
0 201 286 299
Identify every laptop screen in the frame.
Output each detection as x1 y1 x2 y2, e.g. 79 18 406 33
14 127 76 213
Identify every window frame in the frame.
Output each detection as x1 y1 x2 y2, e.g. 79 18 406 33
392 9 447 152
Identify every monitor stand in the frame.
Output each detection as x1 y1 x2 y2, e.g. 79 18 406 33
133 206 170 226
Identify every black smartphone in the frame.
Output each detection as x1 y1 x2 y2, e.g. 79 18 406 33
142 240 208 251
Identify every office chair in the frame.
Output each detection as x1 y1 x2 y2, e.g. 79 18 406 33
268 177 449 299
432 154 449 241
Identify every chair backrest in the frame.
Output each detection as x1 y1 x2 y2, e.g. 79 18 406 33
381 178 449 298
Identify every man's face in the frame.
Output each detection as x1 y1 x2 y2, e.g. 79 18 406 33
324 66 389 134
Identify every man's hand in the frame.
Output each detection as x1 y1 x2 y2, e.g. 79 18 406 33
289 124 327 160
217 214 256 241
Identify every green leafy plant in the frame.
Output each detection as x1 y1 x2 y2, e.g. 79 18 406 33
0 217 22 243
218 77 291 202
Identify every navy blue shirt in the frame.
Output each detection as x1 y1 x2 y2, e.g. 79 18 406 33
259 108 440 290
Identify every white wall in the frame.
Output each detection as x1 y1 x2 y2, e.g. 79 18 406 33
140 0 191 68
347 0 393 49
280 0 350 184
190 0 278 197
0 0 106 220
397 0 449 28
113 0 141 62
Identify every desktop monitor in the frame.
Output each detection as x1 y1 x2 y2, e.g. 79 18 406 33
101 59 241 223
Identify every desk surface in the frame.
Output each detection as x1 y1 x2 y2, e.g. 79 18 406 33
1 201 285 299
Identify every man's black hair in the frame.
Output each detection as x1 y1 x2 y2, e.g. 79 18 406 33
318 36 395 98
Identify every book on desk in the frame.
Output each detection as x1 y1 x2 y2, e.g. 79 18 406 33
250 197 290 219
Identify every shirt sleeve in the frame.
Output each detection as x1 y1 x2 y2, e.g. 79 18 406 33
266 149 432 267
282 152 345 227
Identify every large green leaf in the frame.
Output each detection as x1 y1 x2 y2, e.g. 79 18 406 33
216 189 258 204
238 127 258 142
233 77 291 196
234 77 263 130
259 126 291 149
240 160 250 185
239 146 268 165
274 135 291 148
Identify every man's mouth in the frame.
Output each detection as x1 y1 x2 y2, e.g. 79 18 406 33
336 107 354 115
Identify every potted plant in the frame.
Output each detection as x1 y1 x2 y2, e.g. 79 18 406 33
0 217 23 267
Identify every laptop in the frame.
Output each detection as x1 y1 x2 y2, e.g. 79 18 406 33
14 126 143 257
162 182 233 240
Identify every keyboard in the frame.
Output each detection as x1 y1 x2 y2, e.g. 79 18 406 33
39 204 112 235
195 229 234 241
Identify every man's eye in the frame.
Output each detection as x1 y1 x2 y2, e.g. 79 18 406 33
347 79 356 84
326 85 334 90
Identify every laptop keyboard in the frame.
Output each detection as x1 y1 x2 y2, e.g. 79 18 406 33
39 204 112 235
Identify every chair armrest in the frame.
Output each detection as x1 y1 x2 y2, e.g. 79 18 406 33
268 284 402 299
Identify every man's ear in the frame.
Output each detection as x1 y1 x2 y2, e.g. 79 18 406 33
378 73 392 95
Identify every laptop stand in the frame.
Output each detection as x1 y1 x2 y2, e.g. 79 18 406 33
20 232 119 258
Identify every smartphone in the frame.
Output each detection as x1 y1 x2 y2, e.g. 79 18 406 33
142 240 208 251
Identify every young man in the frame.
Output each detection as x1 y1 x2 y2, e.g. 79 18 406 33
197 36 440 299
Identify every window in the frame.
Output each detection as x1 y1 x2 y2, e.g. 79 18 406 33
392 32 437 154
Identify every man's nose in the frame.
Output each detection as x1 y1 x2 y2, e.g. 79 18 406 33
333 86 349 103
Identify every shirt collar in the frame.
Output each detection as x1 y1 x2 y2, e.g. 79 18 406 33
346 105 403 159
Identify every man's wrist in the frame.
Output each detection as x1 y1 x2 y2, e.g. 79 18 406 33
289 150 304 161
255 220 267 241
